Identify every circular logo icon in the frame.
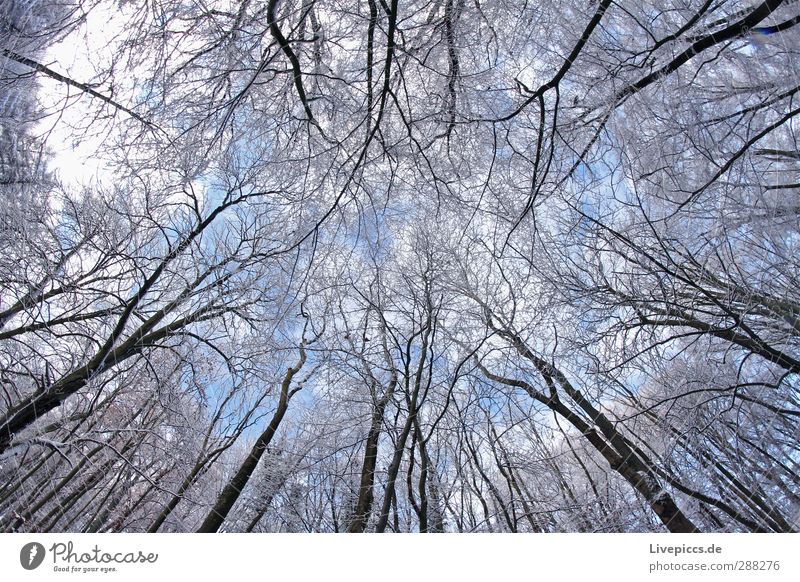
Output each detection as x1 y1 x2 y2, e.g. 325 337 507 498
20 542 46 570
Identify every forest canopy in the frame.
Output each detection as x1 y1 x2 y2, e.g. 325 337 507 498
0 0 799 533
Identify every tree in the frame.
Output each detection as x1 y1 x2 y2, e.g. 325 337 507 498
1 0 798 533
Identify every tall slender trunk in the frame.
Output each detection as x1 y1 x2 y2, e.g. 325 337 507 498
196 346 306 533
345 383 395 532
478 312 700 533
374 311 434 533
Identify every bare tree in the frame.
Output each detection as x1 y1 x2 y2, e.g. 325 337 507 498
2 0 798 533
